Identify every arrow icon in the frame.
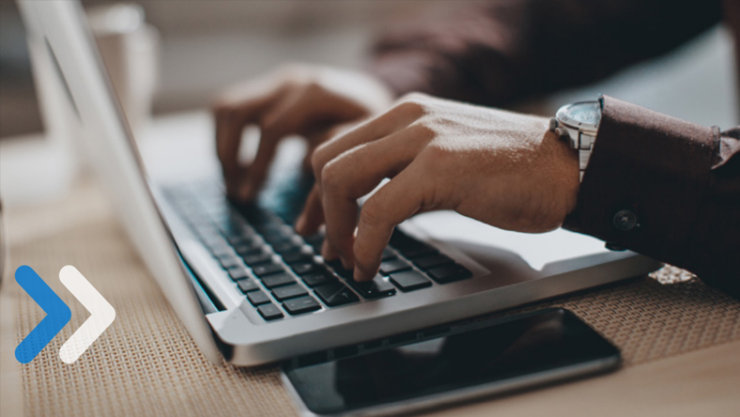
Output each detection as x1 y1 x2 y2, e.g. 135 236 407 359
14 265 115 364
14 266 72 364
58 265 116 364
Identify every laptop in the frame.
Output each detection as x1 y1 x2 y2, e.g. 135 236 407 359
17 0 662 366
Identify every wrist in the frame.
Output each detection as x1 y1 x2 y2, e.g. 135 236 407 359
547 130 580 217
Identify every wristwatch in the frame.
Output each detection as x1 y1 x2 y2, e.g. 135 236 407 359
549 97 603 181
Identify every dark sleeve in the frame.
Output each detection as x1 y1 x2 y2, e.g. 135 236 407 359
563 95 740 298
368 0 722 106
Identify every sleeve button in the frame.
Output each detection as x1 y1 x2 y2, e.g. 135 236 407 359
613 209 638 231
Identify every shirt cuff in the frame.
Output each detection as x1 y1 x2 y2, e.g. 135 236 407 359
563 95 717 266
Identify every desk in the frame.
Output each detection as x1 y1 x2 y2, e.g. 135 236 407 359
1 116 739 417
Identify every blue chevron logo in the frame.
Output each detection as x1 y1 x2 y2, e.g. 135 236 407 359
14 265 116 364
14 266 71 363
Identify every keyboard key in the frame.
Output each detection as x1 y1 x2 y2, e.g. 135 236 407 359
302 271 337 287
225 226 256 244
281 250 313 264
227 265 250 281
291 261 319 276
210 243 233 257
314 282 359 307
262 228 294 244
236 278 260 293
242 251 273 266
427 264 473 283
271 239 302 254
234 239 262 256
348 276 396 299
304 233 324 251
257 303 283 321
327 260 353 280
217 254 243 269
261 272 296 289
379 258 411 275
400 246 437 259
252 262 285 277
389 270 432 292
272 284 308 301
283 296 321 315
413 254 454 270
390 230 437 259
247 290 270 306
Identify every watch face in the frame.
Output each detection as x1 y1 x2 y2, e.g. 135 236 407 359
557 101 601 131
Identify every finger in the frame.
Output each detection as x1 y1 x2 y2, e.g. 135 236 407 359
214 108 244 187
353 163 428 281
320 125 430 269
238 87 308 200
295 185 324 235
311 100 424 182
213 89 280 195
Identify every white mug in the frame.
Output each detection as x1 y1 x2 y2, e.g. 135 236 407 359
87 2 159 132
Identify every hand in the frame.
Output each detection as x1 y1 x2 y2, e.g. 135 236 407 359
212 64 393 200
296 93 579 281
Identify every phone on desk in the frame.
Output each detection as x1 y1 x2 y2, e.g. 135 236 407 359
282 308 620 416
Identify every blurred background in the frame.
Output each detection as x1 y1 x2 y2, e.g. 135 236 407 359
2 0 738 138
0 0 446 138
0 0 738 206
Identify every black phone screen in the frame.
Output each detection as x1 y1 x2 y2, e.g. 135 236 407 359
283 308 620 415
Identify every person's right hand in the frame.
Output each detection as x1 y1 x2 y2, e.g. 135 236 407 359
212 64 393 201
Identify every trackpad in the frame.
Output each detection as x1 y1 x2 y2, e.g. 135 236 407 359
408 211 607 272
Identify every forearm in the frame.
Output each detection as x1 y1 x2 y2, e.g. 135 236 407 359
564 96 740 297
369 0 722 106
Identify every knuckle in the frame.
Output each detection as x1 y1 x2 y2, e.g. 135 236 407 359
406 122 436 141
392 94 428 117
319 160 344 191
399 91 428 103
311 143 330 178
359 198 387 229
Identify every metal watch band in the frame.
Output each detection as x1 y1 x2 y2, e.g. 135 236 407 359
576 132 596 182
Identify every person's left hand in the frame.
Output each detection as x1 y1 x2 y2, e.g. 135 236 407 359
295 93 579 281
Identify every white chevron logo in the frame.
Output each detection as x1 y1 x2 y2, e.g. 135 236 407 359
58 265 116 364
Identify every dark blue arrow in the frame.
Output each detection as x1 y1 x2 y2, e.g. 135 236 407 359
15 265 71 364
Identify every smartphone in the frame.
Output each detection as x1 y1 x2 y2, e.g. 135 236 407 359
282 308 620 416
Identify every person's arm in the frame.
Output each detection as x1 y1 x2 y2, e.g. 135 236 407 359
564 96 740 297
295 93 740 298
369 0 722 106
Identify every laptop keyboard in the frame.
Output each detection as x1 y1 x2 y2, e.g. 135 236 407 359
163 183 472 322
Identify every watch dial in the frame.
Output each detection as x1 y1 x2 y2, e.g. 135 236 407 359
567 102 601 126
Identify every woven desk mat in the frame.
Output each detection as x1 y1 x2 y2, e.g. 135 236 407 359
2 180 739 417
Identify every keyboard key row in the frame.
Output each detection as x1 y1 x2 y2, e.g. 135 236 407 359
166 187 475 323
